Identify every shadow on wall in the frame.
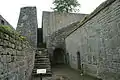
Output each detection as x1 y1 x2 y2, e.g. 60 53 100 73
1 20 4 25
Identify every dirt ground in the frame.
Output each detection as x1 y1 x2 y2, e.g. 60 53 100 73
32 65 99 80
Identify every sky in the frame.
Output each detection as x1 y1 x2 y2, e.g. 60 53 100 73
0 0 106 29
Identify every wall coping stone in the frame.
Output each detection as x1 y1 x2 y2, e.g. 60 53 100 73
66 0 116 38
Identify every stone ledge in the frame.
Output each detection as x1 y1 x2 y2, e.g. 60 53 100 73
66 0 116 38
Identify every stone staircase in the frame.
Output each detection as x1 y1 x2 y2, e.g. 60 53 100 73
32 48 52 77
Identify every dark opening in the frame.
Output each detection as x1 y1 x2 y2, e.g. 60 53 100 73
1 20 4 25
53 48 64 65
77 52 81 70
37 28 43 48
66 53 69 65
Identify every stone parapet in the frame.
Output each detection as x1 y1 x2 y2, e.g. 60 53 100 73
0 25 35 80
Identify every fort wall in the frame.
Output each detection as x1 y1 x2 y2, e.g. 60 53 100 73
66 0 120 80
0 25 35 80
42 11 86 43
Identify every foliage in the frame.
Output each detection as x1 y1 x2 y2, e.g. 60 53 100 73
0 25 13 33
52 0 80 13
19 36 26 41
0 25 26 41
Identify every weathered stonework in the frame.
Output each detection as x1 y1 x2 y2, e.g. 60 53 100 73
1 0 120 79
65 0 120 80
42 11 86 43
47 21 82 63
16 7 38 48
0 25 35 80
43 12 87 64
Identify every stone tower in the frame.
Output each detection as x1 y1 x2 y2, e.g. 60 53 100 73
16 7 38 48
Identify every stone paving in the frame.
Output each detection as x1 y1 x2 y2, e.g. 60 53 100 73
32 65 99 80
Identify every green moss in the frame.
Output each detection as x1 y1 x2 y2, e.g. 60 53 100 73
0 25 14 35
19 36 26 41
0 25 27 41
2 25 13 32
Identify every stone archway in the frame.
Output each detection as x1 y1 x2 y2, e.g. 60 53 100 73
53 48 65 65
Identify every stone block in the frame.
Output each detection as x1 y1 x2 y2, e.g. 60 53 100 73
0 39 4 46
0 62 4 75
4 34 9 40
1 55 7 63
11 43 15 49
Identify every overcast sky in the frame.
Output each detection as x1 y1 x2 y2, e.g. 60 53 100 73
0 0 106 29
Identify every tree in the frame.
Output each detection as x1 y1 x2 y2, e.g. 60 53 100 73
52 0 80 13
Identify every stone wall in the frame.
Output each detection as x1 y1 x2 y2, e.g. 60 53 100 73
17 7 38 48
0 25 35 80
42 11 86 43
66 0 120 80
47 21 81 63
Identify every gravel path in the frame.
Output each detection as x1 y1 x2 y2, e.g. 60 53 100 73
31 65 99 80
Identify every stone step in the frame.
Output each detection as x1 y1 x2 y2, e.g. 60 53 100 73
32 71 52 74
35 57 49 60
34 65 50 67
32 72 52 75
35 61 49 63
35 58 49 61
34 61 50 64
34 62 50 64
35 57 49 59
33 67 51 70
33 68 51 71
32 48 52 77
34 67 51 70
35 56 49 58
35 60 49 62
34 66 51 69
32 72 52 77
35 59 49 62
36 53 48 56
34 62 51 65
34 65 51 68
34 64 51 67
34 61 49 64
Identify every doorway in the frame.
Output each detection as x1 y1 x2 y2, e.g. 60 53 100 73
66 53 69 65
53 48 64 65
77 52 81 70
